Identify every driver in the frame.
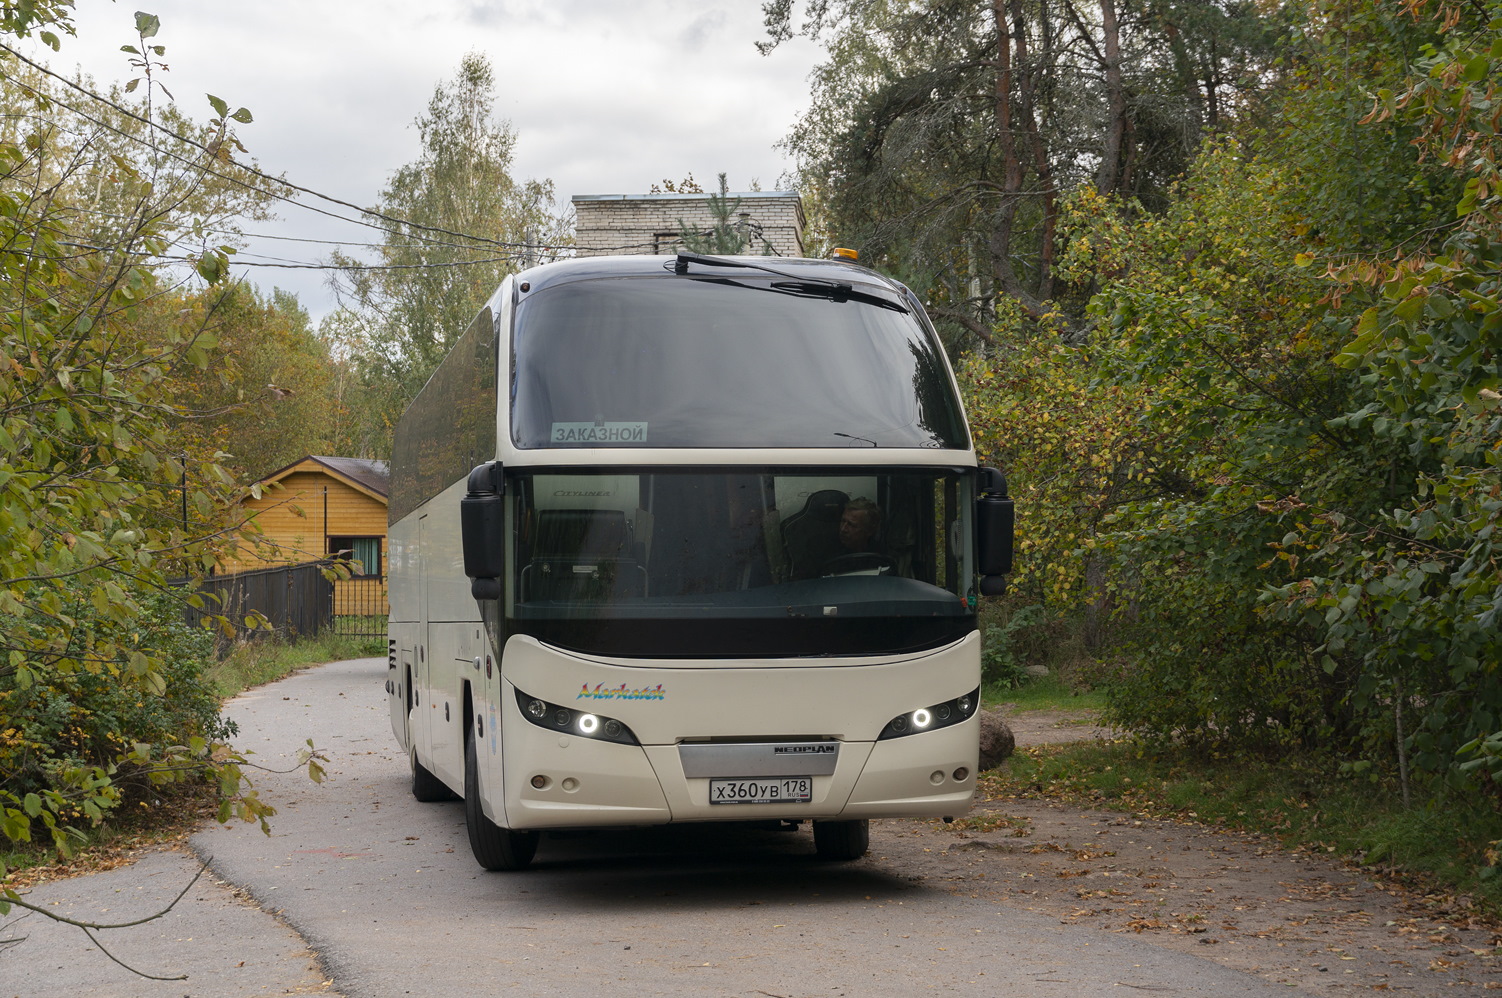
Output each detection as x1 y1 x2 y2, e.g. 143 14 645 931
837 497 882 553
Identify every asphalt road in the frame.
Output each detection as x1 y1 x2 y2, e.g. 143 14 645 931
8 658 1312 997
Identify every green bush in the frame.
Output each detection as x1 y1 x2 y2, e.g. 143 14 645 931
981 603 1049 689
1102 571 1349 753
0 589 233 820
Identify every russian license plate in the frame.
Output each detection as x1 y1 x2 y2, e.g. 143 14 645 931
709 777 813 805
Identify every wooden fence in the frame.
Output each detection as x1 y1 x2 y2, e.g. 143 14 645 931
179 561 389 646
180 561 332 643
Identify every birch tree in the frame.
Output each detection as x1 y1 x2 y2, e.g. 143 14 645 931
329 53 567 453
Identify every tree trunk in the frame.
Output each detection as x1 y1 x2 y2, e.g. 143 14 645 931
988 0 1052 315
1082 551 1110 653
1010 0 1057 301
988 0 1037 315
1097 0 1126 195
1204 39 1222 130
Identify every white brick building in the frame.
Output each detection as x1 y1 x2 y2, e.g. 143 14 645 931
572 191 806 258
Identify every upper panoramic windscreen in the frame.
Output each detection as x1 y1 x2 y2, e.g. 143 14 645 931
509 274 969 450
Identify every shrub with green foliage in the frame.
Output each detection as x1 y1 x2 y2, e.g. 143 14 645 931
0 9 316 881
1257 0 1502 780
0 590 236 820
1051 141 1361 753
961 0 1499 794
980 603 1048 689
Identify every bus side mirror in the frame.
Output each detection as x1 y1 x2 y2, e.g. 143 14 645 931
976 466 1013 590
461 461 505 599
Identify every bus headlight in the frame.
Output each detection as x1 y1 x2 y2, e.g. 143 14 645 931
513 688 639 745
878 688 980 740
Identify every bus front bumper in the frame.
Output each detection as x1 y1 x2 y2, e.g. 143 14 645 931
500 713 978 830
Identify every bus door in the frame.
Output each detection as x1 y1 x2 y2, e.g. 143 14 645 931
476 618 503 820
390 646 412 749
411 514 431 759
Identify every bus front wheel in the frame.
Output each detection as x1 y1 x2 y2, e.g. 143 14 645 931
813 819 869 861
464 735 539 871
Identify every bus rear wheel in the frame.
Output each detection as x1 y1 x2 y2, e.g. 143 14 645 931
410 750 454 802
464 735 539 871
813 818 869 861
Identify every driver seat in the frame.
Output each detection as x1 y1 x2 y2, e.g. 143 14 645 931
780 489 848 580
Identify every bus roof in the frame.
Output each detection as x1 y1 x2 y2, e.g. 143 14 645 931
515 254 907 298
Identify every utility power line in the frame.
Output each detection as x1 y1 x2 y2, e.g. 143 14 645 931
2 46 721 275
0 41 548 252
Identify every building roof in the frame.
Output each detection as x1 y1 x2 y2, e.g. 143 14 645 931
571 191 807 258
570 191 802 202
313 456 390 497
251 455 390 502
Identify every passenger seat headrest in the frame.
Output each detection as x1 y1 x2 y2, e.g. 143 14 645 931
804 489 849 521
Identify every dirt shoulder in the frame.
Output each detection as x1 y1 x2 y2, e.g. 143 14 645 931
1001 703 1119 749
873 707 1502 995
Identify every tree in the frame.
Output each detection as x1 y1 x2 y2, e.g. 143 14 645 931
330 52 568 454
760 0 1276 343
158 285 350 479
1273 0 1502 792
1 10 322 938
676 173 777 254
649 173 705 193
959 0 1500 801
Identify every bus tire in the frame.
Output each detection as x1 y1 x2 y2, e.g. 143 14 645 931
411 750 453 802
464 734 538 871
813 818 869 861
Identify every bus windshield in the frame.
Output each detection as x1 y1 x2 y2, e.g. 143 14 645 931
504 468 975 658
510 276 968 450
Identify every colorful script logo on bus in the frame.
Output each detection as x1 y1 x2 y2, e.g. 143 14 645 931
577 683 666 702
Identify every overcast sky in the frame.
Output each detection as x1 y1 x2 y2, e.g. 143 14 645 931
36 1 823 318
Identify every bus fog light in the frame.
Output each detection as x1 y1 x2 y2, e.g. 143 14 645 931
930 770 945 785
953 767 969 781
530 774 549 789
561 777 579 792
578 714 599 734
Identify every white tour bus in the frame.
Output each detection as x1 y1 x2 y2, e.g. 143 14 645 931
385 252 1013 870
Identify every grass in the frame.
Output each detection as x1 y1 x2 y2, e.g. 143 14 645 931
206 630 385 699
330 613 388 639
985 738 1502 919
976 597 1114 707
984 671 1107 712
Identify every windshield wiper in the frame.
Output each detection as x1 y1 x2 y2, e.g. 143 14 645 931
674 250 813 281
674 252 905 311
766 280 908 312
673 253 907 312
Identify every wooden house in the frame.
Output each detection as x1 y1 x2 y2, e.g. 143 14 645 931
223 455 390 617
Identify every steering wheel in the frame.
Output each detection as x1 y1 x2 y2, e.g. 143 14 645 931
821 552 893 576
